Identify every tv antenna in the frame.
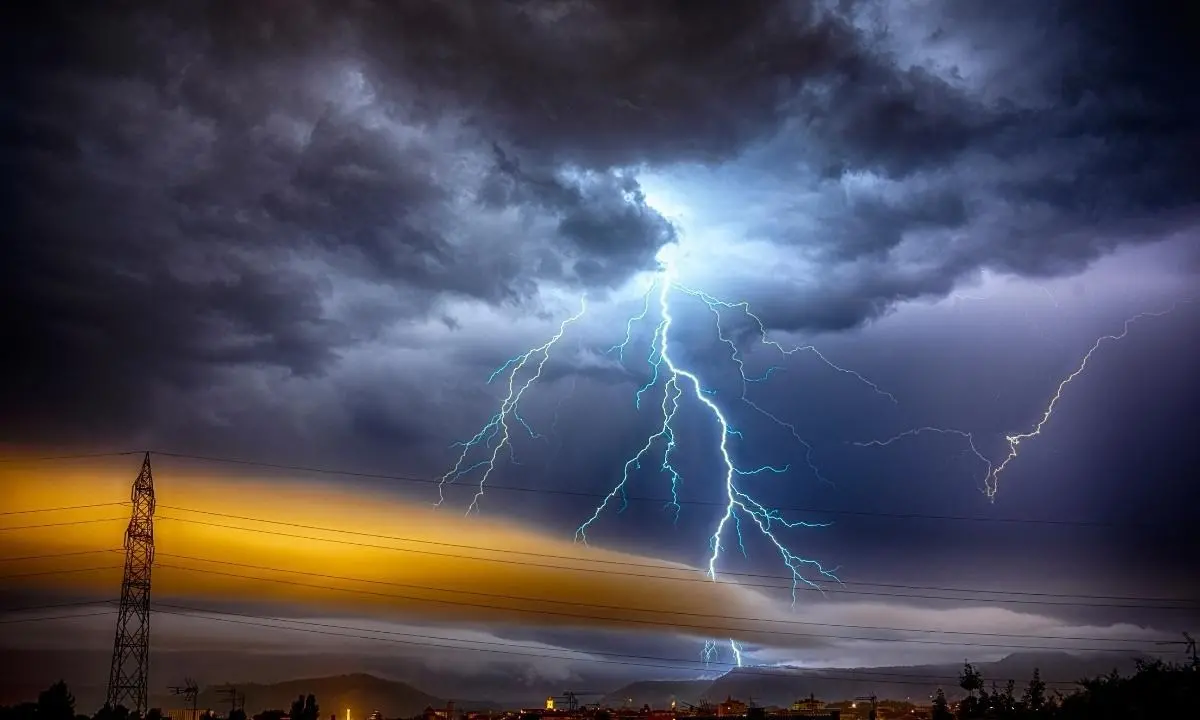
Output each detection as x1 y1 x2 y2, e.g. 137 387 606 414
170 678 199 720
1157 631 1198 669
217 684 243 714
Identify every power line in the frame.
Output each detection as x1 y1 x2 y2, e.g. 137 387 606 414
1 599 117 614
1 546 1182 644
0 502 129 516
0 548 124 562
4 508 1194 609
148 560 1175 652
149 451 1151 530
152 512 1200 609
0 517 128 531
157 505 1200 603
146 602 1096 688
149 551 1170 645
0 565 123 580
0 451 143 464
0 609 118 625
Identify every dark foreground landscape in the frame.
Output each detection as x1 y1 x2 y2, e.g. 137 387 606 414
3 652 1196 720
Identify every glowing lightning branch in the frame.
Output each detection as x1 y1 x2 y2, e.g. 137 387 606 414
670 285 898 404
437 297 588 514
851 427 994 486
442 250 895 669
858 300 1192 499
571 255 884 666
979 301 1189 498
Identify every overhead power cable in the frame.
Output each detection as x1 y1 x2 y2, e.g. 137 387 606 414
0 517 128 531
150 511 1200 610
147 601 1098 688
4 511 1195 609
0 451 143 464
0 609 118 625
0 502 129 516
149 450 1152 530
148 559 1178 652
0 549 124 563
148 550 1173 645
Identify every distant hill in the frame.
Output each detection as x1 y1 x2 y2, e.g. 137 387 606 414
598 680 713 709
2 650 1154 715
604 651 1151 708
195 673 456 718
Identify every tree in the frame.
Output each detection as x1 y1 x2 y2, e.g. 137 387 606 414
931 690 953 720
93 705 131 720
38 682 75 720
1 702 37 720
289 695 318 720
957 663 985 719
992 679 1016 718
1022 668 1046 713
959 663 983 696
145 709 163 720
1056 659 1197 719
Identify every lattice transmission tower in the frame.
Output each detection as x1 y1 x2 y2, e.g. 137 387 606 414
106 452 156 715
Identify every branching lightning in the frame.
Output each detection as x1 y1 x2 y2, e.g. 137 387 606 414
436 297 588 514
858 300 1191 499
440 249 899 667
573 259 853 604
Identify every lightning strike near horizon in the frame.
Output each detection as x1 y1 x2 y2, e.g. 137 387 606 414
436 297 588 514
574 259 844 597
441 247 895 667
858 300 1191 499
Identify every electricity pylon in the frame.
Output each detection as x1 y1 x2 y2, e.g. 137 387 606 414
106 452 156 715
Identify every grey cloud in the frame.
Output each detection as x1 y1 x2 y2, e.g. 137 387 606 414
715 0 1200 333
354 0 864 168
1 0 691 445
484 144 677 288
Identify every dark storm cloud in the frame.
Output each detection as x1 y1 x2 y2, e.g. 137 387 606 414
683 0 1200 333
481 144 676 288
3 0 1197 458
2 0 695 444
353 0 859 168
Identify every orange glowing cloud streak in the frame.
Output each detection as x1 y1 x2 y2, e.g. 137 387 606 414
0 456 784 641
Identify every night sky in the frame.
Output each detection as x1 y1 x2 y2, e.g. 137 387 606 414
2 0 1199 703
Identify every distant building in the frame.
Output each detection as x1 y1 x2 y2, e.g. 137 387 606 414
716 697 747 717
787 696 839 720
167 709 203 720
422 703 456 720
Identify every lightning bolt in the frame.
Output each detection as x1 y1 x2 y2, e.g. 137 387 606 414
858 300 1191 499
436 297 588 514
980 301 1188 498
572 252 898 665
851 427 994 487
441 249 894 667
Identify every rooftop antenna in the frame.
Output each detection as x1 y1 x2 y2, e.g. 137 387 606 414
1156 631 1198 668
169 678 200 720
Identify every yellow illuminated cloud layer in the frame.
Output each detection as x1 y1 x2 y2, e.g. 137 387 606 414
0 456 789 644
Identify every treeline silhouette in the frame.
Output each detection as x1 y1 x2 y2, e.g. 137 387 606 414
0 685 321 720
1 662 1195 720
932 659 1197 719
